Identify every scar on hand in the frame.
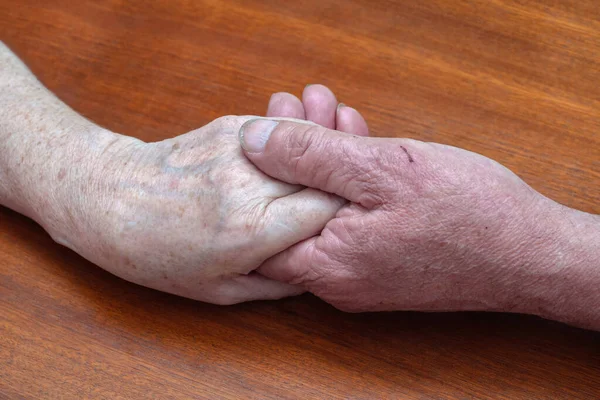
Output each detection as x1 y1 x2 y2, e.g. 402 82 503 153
400 146 414 163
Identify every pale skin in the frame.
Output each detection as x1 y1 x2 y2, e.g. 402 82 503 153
2 41 599 330
0 42 366 304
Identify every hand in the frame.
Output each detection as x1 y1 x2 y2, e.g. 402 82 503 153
240 109 599 324
0 38 370 306
41 85 368 305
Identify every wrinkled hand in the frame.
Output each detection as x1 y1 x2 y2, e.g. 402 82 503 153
241 114 589 315
53 86 368 305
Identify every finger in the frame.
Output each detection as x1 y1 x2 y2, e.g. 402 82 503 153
260 187 345 254
257 237 318 285
336 104 370 136
258 202 365 286
266 92 306 120
302 84 338 129
209 188 344 305
212 272 305 304
239 119 385 208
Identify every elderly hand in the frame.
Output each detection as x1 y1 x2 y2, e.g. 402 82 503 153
58 116 337 304
45 86 371 304
240 103 600 328
1 40 373 305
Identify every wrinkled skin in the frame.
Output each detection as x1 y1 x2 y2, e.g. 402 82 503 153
34 85 368 305
69 116 341 304
243 118 599 326
0 39 371 306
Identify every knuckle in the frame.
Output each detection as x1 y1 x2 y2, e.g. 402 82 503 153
286 266 319 286
210 115 249 135
212 114 238 126
208 115 231 129
281 125 396 209
286 256 325 286
285 124 328 174
285 244 331 286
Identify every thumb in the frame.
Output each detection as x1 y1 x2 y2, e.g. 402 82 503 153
239 119 382 208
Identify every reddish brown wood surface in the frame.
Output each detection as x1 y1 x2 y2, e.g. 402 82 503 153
1 1 600 398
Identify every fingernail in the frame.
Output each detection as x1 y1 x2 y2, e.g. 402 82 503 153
337 103 346 112
305 84 314 89
239 119 279 153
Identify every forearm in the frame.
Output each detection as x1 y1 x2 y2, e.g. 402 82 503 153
0 42 130 244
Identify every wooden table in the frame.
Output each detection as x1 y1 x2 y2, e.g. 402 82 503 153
2 1 599 398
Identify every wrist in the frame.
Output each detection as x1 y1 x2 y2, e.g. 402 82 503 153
0 42 143 260
510 199 600 328
14 122 134 251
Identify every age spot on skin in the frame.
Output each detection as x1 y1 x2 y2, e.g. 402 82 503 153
400 146 414 163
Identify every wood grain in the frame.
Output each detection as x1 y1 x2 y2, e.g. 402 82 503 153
1 0 599 398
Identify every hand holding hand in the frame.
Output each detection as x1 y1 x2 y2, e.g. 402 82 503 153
41 86 368 305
